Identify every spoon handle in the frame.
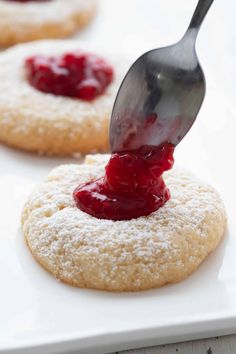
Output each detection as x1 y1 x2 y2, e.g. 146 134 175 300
188 0 214 34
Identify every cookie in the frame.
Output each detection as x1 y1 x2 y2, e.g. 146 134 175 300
21 154 227 292
0 0 96 46
0 40 127 155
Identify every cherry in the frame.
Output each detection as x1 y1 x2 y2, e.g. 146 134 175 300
25 51 113 101
73 143 175 221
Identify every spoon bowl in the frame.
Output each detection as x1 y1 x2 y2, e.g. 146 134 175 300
109 0 214 152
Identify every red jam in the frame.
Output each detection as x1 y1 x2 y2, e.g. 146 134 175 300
25 52 113 101
73 143 175 221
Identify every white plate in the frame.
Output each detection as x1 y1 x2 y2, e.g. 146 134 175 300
0 1 236 353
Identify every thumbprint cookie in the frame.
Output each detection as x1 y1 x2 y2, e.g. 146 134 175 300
0 40 128 155
0 0 96 46
22 154 226 291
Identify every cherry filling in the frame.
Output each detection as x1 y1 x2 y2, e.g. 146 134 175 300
73 143 175 221
25 51 114 101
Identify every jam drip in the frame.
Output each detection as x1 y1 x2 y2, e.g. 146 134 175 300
25 52 113 101
73 143 175 221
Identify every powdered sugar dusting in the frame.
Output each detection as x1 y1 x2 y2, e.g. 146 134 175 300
22 155 227 291
0 40 129 155
0 0 96 45
0 0 93 22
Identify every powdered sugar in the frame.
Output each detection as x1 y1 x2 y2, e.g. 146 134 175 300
0 39 124 125
22 155 226 291
0 0 96 45
0 40 129 155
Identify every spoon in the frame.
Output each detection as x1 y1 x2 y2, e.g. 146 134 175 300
109 0 214 153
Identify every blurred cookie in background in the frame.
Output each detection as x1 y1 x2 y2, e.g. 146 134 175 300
0 0 96 46
0 39 128 155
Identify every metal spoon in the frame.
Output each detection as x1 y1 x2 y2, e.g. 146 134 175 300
109 0 214 152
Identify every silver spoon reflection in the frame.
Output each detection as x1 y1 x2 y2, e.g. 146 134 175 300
110 0 214 152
